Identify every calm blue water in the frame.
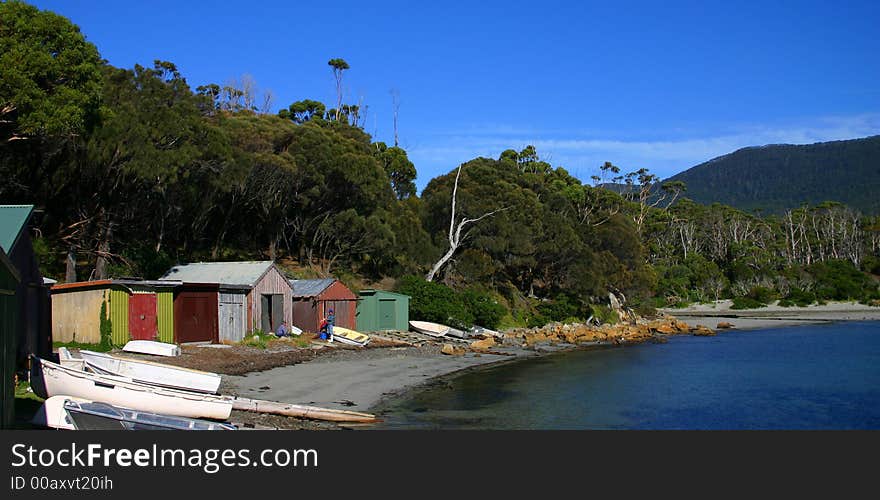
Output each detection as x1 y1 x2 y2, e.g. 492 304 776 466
374 322 880 429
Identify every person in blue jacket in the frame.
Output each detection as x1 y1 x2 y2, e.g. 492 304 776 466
325 308 335 342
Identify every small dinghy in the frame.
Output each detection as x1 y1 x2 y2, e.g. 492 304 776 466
75 349 222 394
34 396 236 431
330 326 371 346
122 340 181 357
470 326 503 338
409 320 467 339
31 356 233 420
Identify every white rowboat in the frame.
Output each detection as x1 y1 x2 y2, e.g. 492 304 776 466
122 340 181 357
409 320 467 339
78 350 222 394
30 356 233 420
35 396 236 430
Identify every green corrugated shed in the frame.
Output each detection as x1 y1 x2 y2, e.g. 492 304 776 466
0 248 20 429
156 290 174 343
356 289 410 332
0 205 32 256
109 288 130 346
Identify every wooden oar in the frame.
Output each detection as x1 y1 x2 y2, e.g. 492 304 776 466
230 396 378 423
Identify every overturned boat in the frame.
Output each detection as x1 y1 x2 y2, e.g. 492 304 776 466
122 340 181 357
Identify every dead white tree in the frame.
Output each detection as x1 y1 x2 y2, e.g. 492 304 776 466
390 88 400 147
425 164 507 282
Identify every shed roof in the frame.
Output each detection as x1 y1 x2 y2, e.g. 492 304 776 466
160 261 276 286
359 289 410 298
0 205 34 254
290 278 336 298
51 279 183 292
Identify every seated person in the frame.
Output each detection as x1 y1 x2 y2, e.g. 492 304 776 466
275 320 290 337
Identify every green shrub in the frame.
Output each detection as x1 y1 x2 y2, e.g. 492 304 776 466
861 255 880 275
731 296 766 309
460 289 505 329
396 275 472 329
808 259 877 301
746 286 777 304
536 294 582 323
784 288 816 307
590 304 619 324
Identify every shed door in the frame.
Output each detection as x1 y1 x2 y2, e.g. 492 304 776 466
129 294 158 341
177 293 216 343
261 294 284 333
379 299 396 330
219 293 245 343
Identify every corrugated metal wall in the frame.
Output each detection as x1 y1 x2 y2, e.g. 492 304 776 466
356 291 409 332
157 290 174 343
0 263 18 429
250 266 292 333
109 288 130 346
356 294 376 332
292 299 317 333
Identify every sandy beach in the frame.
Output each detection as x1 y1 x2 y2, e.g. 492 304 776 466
222 343 539 414
660 300 880 330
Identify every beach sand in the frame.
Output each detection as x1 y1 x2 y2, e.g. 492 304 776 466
660 300 880 330
223 344 537 414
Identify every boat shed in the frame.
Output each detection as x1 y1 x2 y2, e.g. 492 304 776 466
0 205 52 376
290 279 357 333
161 261 292 338
50 279 180 345
170 282 250 344
0 247 20 429
356 289 410 332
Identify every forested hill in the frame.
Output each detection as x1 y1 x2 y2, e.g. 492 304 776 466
665 135 880 215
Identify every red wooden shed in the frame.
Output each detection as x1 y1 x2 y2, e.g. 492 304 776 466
290 279 357 334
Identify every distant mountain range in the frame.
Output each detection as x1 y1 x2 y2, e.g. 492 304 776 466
664 135 880 215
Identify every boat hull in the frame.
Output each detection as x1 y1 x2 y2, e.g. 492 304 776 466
408 320 449 337
31 357 232 420
122 340 181 357
79 350 221 394
331 327 371 346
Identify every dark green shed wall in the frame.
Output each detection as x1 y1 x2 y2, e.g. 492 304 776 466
356 290 409 332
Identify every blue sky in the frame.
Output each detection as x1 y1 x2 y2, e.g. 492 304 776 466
31 0 880 192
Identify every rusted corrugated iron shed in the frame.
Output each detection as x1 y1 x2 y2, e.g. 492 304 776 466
161 261 292 337
290 279 357 333
51 279 180 345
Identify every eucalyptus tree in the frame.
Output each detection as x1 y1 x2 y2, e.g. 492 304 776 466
0 0 103 143
327 58 349 121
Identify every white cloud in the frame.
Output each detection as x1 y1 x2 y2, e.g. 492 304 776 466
409 113 880 188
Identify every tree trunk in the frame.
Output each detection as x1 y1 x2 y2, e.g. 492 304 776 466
65 246 77 283
94 221 112 280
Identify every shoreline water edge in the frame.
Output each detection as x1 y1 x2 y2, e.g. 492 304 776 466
217 300 880 429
